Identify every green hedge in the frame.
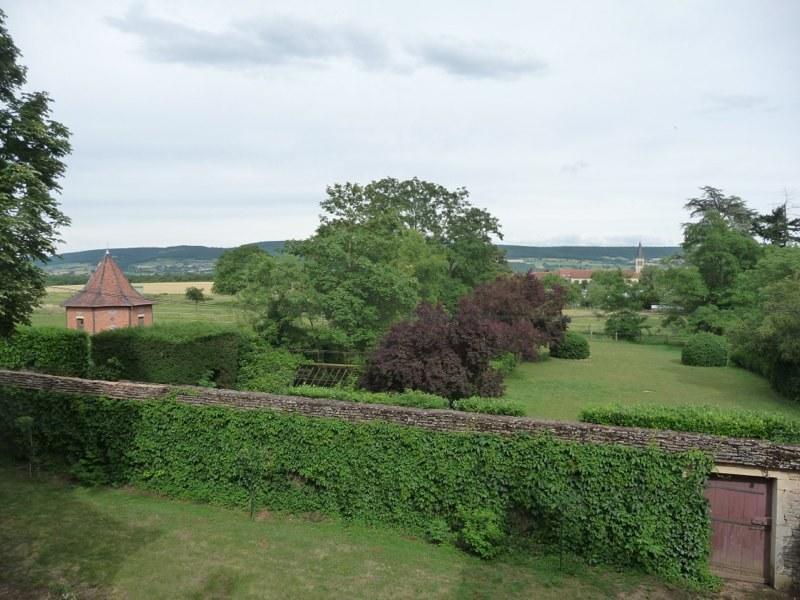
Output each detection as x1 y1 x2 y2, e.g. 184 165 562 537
580 404 800 444
91 323 243 388
0 386 715 588
681 333 728 367
0 327 89 377
550 331 590 359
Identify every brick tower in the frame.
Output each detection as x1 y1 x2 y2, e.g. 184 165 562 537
62 251 154 333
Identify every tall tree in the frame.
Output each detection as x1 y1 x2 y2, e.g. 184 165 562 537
212 244 272 295
751 204 800 247
0 11 70 336
684 186 755 233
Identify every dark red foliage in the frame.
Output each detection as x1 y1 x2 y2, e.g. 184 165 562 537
460 272 569 360
362 274 568 400
361 302 501 400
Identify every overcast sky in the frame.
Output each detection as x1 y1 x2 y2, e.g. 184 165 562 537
5 0 800 252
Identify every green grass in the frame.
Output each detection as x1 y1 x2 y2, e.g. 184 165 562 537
0 465 684 599
31 289 248 329
505 339 800 421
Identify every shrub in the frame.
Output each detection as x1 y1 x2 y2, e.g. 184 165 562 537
490 352 519 375
91 323 243 387
452 397 525 417
362 303 502 400
604 310 647 341
425 518 453 544
580 404 800 444
289 384 449 410
237 344 303 394
456 507 505 559
0 385 715 587
682 333 728 367
0 327 89 377
550 331 590 359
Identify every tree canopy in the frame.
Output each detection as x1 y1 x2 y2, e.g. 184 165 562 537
0 11 70 336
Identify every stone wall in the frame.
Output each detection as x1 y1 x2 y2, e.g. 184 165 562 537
2 368 799 471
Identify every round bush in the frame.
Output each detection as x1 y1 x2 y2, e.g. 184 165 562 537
550 331 590 359
604 310 646 341
682 333 728 367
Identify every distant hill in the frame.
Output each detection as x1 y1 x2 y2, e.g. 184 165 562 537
42 242 680 276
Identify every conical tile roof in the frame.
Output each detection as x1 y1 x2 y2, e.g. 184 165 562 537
63 252 154 308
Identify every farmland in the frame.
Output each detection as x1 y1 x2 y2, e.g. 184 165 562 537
0 463 698 599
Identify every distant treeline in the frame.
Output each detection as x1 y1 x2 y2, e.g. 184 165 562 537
44 242 679 275
45 272 213 286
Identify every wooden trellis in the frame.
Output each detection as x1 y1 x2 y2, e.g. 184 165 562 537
293 363 361 388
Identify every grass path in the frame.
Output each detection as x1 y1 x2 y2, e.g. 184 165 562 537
504 339 800 421
0 465 690 599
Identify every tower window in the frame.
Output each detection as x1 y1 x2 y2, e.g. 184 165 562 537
137 314 145 326
75 317 84 330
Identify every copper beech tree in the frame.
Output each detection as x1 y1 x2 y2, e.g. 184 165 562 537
362 273 568 401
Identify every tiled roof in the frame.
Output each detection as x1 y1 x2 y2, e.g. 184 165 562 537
63 253 154 308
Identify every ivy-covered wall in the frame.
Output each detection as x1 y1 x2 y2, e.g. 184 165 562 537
0 386 715 588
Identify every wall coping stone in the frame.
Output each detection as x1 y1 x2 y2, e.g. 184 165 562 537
2 368 800 470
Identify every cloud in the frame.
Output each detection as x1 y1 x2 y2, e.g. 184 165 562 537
702 93 769 113
561 160 589 175
109 3 545 80
108 3 392 70
414 41 546 79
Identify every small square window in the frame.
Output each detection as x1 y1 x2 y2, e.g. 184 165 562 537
137 315 145 326
75 317 84 331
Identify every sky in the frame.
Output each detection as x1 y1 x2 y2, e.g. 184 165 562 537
5 0 800 252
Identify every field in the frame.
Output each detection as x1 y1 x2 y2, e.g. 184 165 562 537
505 339 800 421
0 464 692 600
32 282 246 328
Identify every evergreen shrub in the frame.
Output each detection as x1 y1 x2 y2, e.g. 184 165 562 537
550 331 590 359
0 385 715 588
681 333 728 367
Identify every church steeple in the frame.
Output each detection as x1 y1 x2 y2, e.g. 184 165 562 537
635 242 645 274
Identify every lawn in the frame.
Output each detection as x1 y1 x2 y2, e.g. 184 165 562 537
505 339 800 421
0 465 685 600
32 282 247 329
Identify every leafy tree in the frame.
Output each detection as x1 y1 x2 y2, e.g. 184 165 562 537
751 204 800 247
652 266 709 329
212 244 272 295
288 223 419 351
684 186 755 233
184 286 206 308
587 270 640 311
460 272 568 360
318 177 508 299
361 302 502 401
682 212 761 303
604 310 647 341
540 272 581 306
0 11 70 336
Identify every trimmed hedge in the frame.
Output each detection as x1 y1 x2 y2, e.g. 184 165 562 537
91 323 243 388
237 344 303 394
0 327 89 377
0 386 715 588
682 333 728 367
580 404 800 444
550 331 590 359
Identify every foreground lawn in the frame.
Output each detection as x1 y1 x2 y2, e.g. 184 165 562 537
505 339 800 421
0 465 685 599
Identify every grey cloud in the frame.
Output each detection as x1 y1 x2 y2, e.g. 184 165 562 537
703 94 769 113
109 4 543 79
108 4 392 69
414 41 546 79
561 160 589 175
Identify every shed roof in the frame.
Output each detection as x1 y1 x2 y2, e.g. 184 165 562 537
63 253 154 308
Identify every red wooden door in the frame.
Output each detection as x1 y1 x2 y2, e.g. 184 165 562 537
704 475 771 583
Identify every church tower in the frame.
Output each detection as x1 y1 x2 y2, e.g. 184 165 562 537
634 242 645 274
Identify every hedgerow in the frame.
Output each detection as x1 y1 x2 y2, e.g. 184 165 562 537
580 404 800 444
0 327 89 377
91 323 243 388
0 386 715 588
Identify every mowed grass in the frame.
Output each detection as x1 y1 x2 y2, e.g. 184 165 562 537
0 465 684 600
505 339 800 421
32 283 248 328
